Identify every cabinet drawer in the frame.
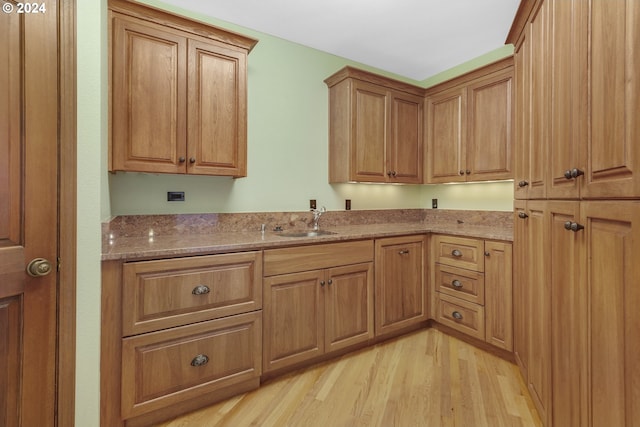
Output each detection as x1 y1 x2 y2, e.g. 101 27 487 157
436 293 485 340
435 263 485 305
263 240 374 276
121 311 261 419
123 252 262 336
434 235 484 272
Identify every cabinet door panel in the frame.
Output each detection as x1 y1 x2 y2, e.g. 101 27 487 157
111 15 187 173
514 39 530 199
467 72 513 181
527 1 549 199
325 263 373 353
390 93 423 183
352 81 388 182
484 241 513 351
548 201 586 427
425 88 466 183
187 39 247 177
263 271 324 372
582 0 640 198
513 201 529 376
582 202 640 427
525 201 551 425
375 236 426 336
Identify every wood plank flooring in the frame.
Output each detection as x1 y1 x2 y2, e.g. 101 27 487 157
158 329 542 427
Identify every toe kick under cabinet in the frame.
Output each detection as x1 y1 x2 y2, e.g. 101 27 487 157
101 252 263 427
431 235 513 351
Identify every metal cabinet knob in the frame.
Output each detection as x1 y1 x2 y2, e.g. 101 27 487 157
26 258 53 277
451 280 463 289
564 221 585 232
190 354 209 367
451 249 462 258
518 212 529 219
320 280 326 286
465 170 471 175
459 170 465 176
518 180 529 187
398 249 410 255
189 157 196 164
452 311 463 320
178 156 186 163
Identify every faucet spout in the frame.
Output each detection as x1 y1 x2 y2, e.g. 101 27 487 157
310 206 326 230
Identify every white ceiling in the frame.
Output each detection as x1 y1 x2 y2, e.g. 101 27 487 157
160 0 520 81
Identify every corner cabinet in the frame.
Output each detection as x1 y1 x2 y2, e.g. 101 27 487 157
425 58 514 183
324 67 424 184
108 0 258 177
374 235 428 336
262 241 374 373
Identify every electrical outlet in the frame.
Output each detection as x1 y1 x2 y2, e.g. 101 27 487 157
167 191 185 202
432 198 438 209
310 199 317 209
345 199 351 210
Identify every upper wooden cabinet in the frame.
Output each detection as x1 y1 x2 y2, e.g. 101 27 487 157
425 58 514 183
108 0 258 177
510 0 640 199
325 67 424 184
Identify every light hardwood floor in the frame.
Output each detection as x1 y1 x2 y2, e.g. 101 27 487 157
158 329 542 427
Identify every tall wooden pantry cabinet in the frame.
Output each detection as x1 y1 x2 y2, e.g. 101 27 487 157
508 0 640 426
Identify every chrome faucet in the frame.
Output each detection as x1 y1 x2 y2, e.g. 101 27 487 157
310 206 326 230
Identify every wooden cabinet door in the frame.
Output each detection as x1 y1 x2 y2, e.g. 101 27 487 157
324 263 373 353
374 236 427 336
111 14 187 173
524 201 551 425
547 200 586 427
351 81 389 182
467 71 513 181
582 201 640 427
484 241 513 351
187 39 247 177
0 7 59 426
581 0 640 198
527 1 550 199
514 38 531 199
389 92 423 183
425 87 467 183
513 201 529 376
263 270 324 372
546 0 586 199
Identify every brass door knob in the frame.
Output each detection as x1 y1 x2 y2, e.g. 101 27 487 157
26 258 53 277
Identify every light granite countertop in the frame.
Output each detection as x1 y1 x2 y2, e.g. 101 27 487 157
102 210 513 261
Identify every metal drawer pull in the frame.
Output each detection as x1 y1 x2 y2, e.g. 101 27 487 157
451 249 462 258
192 285 210 295
451 280 463 289
398 249 410 255
452 311 463 320
518 212 528 219
190 354 209 367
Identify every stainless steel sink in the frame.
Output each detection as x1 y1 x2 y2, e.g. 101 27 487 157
277 230 337 238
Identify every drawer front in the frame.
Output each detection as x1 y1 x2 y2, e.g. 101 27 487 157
121 311 262 419
434 235 484 272
436 293 485 340
263 240 374 276
435 263 485 305
123 252 262 336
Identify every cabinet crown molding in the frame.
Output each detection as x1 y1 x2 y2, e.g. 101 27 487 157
108 0 259 52
324 66 424 97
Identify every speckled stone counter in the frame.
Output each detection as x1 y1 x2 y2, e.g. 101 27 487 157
102 209 513 261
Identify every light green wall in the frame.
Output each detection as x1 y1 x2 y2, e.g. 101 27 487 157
108 0 514 216
77 1 513 425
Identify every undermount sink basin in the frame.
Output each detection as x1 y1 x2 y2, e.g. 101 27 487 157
277 230 337 238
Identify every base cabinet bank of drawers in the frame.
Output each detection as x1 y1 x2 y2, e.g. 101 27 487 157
431 235 513 351
101 251 263 427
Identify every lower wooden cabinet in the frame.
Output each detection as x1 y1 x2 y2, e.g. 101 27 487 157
101 251 263 427
514 200 640 427
431 235 513 352
374 235 428 337
262 241 374 373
